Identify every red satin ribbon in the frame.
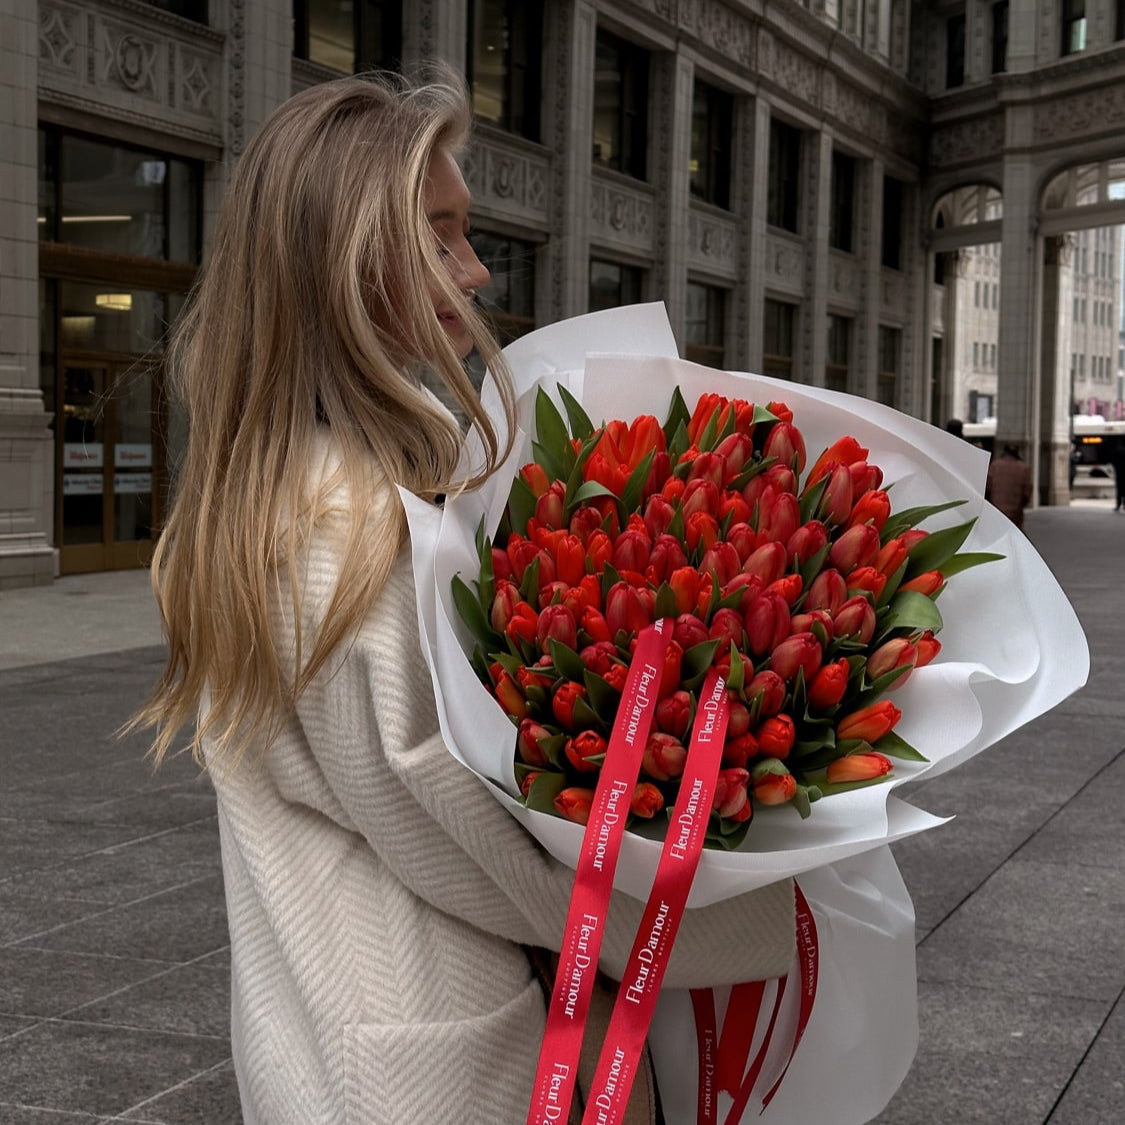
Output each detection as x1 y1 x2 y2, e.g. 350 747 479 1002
525 620 672 1125
578 669 730 1125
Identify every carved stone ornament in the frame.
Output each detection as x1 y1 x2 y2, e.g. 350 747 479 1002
929 113 1004 168
107 31 158 95
39 3 78 70
1034 83 1125 146
767 234 805 294
678 0 754 68
688 211 737 278
589 180 654 253
180 54 211 112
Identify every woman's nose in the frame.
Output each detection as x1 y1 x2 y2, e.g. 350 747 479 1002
458 245 490 292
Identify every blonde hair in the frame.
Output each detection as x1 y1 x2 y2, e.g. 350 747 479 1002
132 70 515 769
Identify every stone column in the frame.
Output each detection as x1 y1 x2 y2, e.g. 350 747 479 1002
859 158 884 399
402 0 468 73
0 0 55 586
542 0 597 320
1039 235 1076 503
654 52 694 351
741 97 770 371
804 129 833 385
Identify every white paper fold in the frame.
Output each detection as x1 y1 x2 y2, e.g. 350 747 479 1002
402 305 1090 908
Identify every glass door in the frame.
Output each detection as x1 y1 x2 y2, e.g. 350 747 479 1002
58 359 162 574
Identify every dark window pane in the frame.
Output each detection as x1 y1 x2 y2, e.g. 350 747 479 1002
992 1 1009 72
830 150 855 253
593 31 649 180
946 14 966 87
589 259 644 312
470 230 537 343
690 81 733 210
469 0 542 140
826 314 851 393
882 176 903 269
141 0 208 21
1063 0 1087 54
307 0 354 71
878 325 901 406
685 282 727 369
763 298 796 379
767 120 800 233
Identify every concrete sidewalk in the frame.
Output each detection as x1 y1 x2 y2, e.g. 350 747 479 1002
0 500 1123 1123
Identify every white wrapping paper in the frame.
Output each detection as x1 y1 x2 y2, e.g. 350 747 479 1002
402 304 1090 909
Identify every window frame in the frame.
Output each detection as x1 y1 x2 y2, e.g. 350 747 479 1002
767 119 801 234
690 80 734 210
467 0 543 141
592 29 651 181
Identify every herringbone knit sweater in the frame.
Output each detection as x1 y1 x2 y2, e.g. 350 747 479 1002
210 443 795 1124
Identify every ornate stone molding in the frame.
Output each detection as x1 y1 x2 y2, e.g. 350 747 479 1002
463 131 551 231
928 113 1005 169
828 251 860 310
880 269 906 319
675 0 754 69
757 29 821 107
589 172 655 257
1033 82 1125 146
765 232 806 297
38 0 222 145
687 205 738 280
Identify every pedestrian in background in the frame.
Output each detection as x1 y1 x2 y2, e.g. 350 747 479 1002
986 441 1033 529
1109 436 1125 511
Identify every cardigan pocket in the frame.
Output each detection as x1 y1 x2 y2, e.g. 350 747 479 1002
342 979 544 1124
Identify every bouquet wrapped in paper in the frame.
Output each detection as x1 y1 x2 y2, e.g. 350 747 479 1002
401 304 1088 1124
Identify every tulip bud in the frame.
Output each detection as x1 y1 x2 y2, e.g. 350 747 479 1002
630 782 665 819
659 640 683 700
845 566 887 600
807 657 850 710
685 511 720 554
727 698 751 739
814 464 853 526
766 573 803 607
565 729 607 773
516 662 553 694
714 432 755 481
769 631 823 683
492 546 513 581
745 590 790 657
519 771 541 798
708 607 745 652
606 581 651 638
746 670 786 718
683 477 722 519
555 787 595 824
687 451 726 487
866 637 916 687
612 528 652 575
713 768 752 821
743 541 788 586
505 603 539 647
517 719 552 767
723 731 760 768
787 521 828 569
833 595 877 644
912 630 941 669
672 612 709 651
719 493 751 526
757 713 796 759
846 489 892 532
726 522 758 563
648 534 690 583
492 669 528 720
828 524 880 573
490 579 524 633
806 436 869 486
752 767 798 806
806 568 848 616
655 691 692 739
875 537 910 581
534 481 567 530
643 731 688 780
755 488 801 545
826 752 894 783
603 665 627 692
520 462 550 498
722 572 764 614
789 609 834 639
700 541 742 587
849 461 883 496
579 640 618 676
836 701 902 743
763 422 807 474
551 680 587 730
900 570 944 596
536 603 578 652
643 494 676 540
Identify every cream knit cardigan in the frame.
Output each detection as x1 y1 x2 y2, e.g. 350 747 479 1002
209 446 795 1124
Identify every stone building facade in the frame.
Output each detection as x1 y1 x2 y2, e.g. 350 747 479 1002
5 0 1125 586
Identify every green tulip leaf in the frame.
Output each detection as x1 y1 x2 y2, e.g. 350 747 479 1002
558 383 595 441
939 550 1005 578
680 639 720 687
584 669 622 721
570 480 620 507
621 449 657 514
571 695 605 731
523 770 569 814
880 499 967 542
654 582 679 621
904 518 977 578
535 387 576 473
452 574 500 649
505 474 538 542
874 729 929 762
879 590 944 634
548 639 586 683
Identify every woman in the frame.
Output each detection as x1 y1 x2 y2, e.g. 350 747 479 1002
133 71 794 1124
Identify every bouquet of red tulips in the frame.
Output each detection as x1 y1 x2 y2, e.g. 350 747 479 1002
453 382 998 848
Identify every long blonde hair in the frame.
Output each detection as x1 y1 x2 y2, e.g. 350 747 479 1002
133 70 515 768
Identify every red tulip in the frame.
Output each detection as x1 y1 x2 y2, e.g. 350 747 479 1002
814 464 853 526
912 630 941 668
726 522 759 563
833 595 877 643
516 662 553 694
536 603 578 651
579 606 612 645
787 520 828 568
552 681 587 730
745 590 790 656
579 640 618 676
755 487 801 545
491 546 512 581
659 640 683 699
519 771 541 798
808 657 850 710
655 691 692 739
715 432 755 482
672 613 709 651
683 478 722 519
789 608 834 639
685 511 720 553
875 537 910 580
642 731 688 780
837 701 901 743
643 494 676 540
806 436 868 487
606 581 651 637
757 713 796 759
752 767 798 806
603 664 627 691
828 524 880 573
848 461 883 496
846 489 892 532
826 752 894 783
806 568 848 615
719 492 751 525
900 570 944 596
770 632 823 683
723 731 760 768
763 422 807 474
648 535 690 583
490 579 524 633
565 729 607 773
746 670 786 718
687 451 725 487
700 541 741 587
867 637 917 686
555 787 595 824
492 668 527 720
766 573 803 607
845 566 887 600
631 783 665 819
517 719 551 767
505 602 539 646
722 572 764 614
520 461 550 498
713 768 752 821
743 541 788 586
612 528 651 574
534 481 567 530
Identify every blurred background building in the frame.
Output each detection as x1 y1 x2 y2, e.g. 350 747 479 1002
5 0 1125 587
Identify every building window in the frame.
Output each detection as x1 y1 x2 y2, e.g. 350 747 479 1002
292 0 402 73
38 130 201 264
589 259 644 312
973 342 980 368
1062 0 1087 54
992 1 1009 73
469 0 542 141
1117 0 1125 40
767 119 801 233
829 150 856 253
143 0 208 19
762 298 796 380
690 80 733 210
946 13 966 88
684 283 727 369
469 231 537 344
826 314 851 393
592 30 649 180
882 176 903 269
878 326 901 407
